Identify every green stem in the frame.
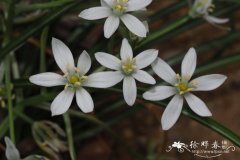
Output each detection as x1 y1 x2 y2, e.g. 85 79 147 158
63 113 77 160
4 58 15 143
3 0 16 143
40 27 48 73
0 0 93 62
16 0 73 14
40 27 49 94
38 105 144 160
136 16 190 49
13 109 34 124
107 88 240 147
196 53 240 74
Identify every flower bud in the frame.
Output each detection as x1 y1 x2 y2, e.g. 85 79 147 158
32 121 68 159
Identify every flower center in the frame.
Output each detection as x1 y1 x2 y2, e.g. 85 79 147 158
113 0 129 14
64 68 88 90
122 58 136 75
69 75 80 84
178 82 188 92
175 74 196 95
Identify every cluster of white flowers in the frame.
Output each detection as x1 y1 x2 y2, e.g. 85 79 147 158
29 0 228 130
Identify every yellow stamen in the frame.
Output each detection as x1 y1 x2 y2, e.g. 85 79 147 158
191 80 198 86
64 84 69 90
80 76 88 81
176 74 181 80
185 74 190 81
66 64 71 72
75 67 80 73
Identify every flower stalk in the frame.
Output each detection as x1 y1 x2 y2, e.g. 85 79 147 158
3 0 16 144
4 58 15 143
63 113 77 160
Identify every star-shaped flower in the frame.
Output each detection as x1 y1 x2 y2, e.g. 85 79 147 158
93 38 158 106
30 38 110 116
79 0 152 38
143 48 227 130
189 0 229 26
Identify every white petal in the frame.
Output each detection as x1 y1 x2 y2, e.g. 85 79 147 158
95 52 121 70
5 137 21 160
151 58 177 85
143 86 176 101
181 48 197 80
78 7 111 20
52 38 75 73
101 0 108 7
132 70 155 84
184 93 212 116
191 74 227 91
123 76 137 106
205 15 229 24
29 72 65 87
0 63 4 83
51 89 74 116
84 71 123 88
104 15 120 38
77 50 91 75
127 0 152 12
104 0 114 7
76 88 94 113
120 14 147 37
161 95 183 130
120 38 133 61
135 49 158 69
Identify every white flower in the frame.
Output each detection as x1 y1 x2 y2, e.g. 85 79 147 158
143 48 227 130
30 38 108 116
189 0 229 25
93 38 158 106
79 0 152 38
4 137 49 160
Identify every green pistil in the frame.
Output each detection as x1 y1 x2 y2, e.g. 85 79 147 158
175 74 195 95
122 58 136 75
65 73 88 90
69 75 79 85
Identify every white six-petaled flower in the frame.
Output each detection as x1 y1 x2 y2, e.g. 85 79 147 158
79 0 152 38
189 0 229 25
30 38 109 116
93 38 158 106
143 48 227 130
